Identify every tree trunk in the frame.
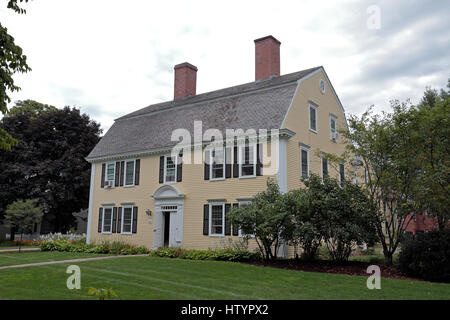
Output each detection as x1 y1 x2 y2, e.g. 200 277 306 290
10 227 15 241
384 252 393 266
19 231 23 253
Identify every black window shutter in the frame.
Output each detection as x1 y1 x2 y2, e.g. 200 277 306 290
256 143 263 176
119 161 124 186
233 145 239 178
115 162 120 187
225 148 231 179
159 156 164 183
101 164 106 188
176 153 182 182
98 208 103 233
232 203 239 236
203 204 209 235
135 159 140 185
112 207 117 233
132 206 138 233
225 203 231 236
204 150 210 180
117 207 122 233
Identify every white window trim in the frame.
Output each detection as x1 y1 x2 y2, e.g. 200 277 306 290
330 115 338 141
163 155 178 184
309 103 318 133
105 162 116 186
101 206 113 234
210 147 226 181
239 143 257 178
123 159 136 187
209 202 225 237
237 201 254 238
120 205 134 235
300 146 310 179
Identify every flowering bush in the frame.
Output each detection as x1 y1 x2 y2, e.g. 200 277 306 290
39 232 86 242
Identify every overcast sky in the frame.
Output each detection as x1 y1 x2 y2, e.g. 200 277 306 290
2 0 449 133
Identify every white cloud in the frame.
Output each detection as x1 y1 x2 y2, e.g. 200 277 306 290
3 0 449 133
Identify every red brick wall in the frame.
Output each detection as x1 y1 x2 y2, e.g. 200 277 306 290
404 212 439 234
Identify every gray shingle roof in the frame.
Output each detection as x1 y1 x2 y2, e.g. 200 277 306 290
87 67 321 160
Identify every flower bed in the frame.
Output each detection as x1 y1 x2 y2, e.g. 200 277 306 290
12 240 42 246
39 232 86 242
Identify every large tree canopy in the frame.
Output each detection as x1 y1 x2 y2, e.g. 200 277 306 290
1 0 32 150
0 102 102 233
340 80 450 265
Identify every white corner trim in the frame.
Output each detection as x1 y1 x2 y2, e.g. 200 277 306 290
86 163 95 244
276 138 288 194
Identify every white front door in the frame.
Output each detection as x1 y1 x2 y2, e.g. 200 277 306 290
152 185 185 249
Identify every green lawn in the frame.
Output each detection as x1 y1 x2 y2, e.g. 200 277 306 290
0 253 449 299
0 251 110 267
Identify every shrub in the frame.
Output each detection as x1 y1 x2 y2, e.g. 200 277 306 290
39 240 150 255
398 230 450 283
149 247 261 262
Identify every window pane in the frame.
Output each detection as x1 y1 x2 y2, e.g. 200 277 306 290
103 208 112 232
331 118 336 133
122 207 133 233
241 145 255 176
301 149 308 178
322 158 328 177
125 161 134 185
107 163 115 181
212 149 224 179
211 205 223 235
310 107 316 131
165 156 176 182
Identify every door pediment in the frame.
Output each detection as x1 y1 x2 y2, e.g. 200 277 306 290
152 185 184 200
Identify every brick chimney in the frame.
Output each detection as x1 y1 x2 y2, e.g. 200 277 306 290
254 35 281 81
174 62 198 99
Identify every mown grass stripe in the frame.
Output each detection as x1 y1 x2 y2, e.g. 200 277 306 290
80 265 257 299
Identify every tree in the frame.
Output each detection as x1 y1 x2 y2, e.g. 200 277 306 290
4 199 43 252
8 99 57 118
0 103 102 235
0 0 32 150
228 179 290 260
410 85 450 229
342 101 425 265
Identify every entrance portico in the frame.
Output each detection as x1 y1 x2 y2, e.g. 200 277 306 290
152 185 184 249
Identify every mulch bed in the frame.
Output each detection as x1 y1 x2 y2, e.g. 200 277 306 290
243 259 422 281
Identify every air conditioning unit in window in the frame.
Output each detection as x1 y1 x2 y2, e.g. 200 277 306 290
104 180 114 188
332 132 338 141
